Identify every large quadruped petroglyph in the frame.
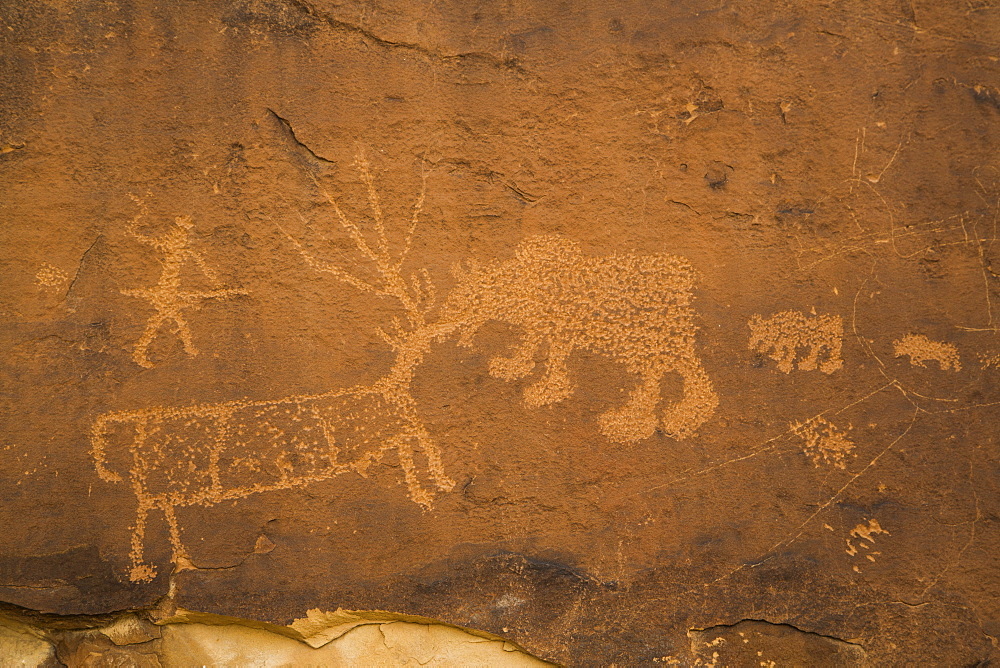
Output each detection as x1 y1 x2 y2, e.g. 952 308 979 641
445 235 718 442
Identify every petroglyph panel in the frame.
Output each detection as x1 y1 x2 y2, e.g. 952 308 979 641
2 1 999 666
91 152 721 583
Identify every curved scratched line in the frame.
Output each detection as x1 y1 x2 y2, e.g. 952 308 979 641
631 382 896 501
710 408 920 586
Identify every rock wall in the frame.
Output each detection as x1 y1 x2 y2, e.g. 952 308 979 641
0 608 551 666
1 0 998 665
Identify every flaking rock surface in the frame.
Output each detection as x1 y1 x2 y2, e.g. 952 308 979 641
1 0 999 665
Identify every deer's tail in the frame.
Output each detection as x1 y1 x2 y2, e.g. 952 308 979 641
90 412 127 483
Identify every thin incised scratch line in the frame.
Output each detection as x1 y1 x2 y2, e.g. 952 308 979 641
633 382 895 499
710 408 919 586
919 459 982 598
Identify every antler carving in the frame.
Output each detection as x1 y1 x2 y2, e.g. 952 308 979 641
278 148 432 340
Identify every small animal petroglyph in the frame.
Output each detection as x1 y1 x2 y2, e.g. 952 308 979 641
652 653 719 667
442 235 719 442
790 416 854 469
980 352 1000 369
749 310 843 374
845 518 888 571
121 205 247 368
35 262 69 289
893 333 961 371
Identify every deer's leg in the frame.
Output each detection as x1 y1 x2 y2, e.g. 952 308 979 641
128 497 157 583
160 502 194 571
413 424 455 492
393 436 434 509
661 357 719 440
523 335 576 408
489 331 540 381
598 371 662 443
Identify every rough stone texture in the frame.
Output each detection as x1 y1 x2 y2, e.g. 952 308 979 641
1 0 999 665
0 609 549 667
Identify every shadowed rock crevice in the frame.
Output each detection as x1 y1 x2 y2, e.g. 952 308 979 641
686 619 866 666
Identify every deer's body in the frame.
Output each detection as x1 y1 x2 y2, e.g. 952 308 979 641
92 333 455 583
92 386 441 508
443 235 719 442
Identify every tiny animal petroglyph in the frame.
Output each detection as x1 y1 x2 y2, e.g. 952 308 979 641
893 333 961 371
442 235 719 442
981 352 1000 369
121 201 246 368
790 415 855 469
35 262 69 289
845 518 888 571
749 309 843 374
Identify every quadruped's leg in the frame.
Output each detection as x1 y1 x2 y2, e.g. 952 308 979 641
661 360 719 440
128 498 157 583
413 424 455 492
523 336 576 407
598 372 661 443
798 343 820 371
160 502 194 570
393 436 434 508
820 336 844 374
489 333 540 381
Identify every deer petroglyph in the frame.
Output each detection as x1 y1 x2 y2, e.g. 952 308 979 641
92 330 455 583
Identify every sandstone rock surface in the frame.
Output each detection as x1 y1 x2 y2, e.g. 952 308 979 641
1 0 999 665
